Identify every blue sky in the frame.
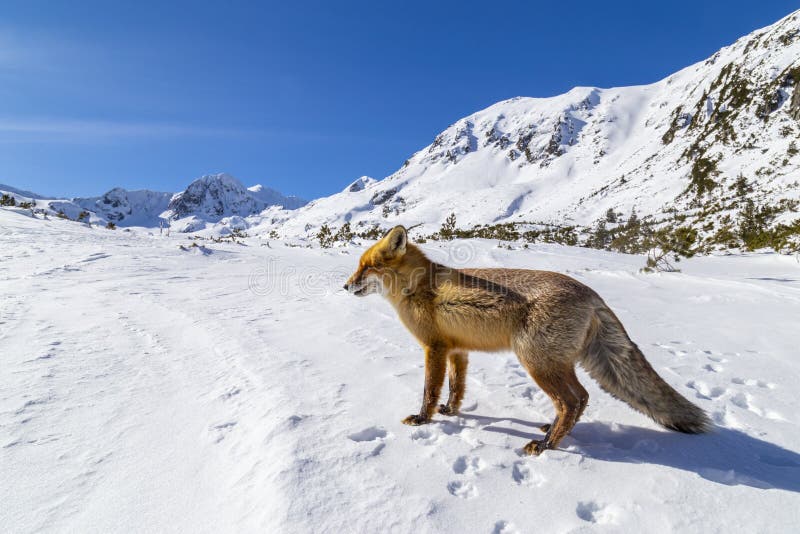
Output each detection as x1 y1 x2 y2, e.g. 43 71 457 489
1 1 797 199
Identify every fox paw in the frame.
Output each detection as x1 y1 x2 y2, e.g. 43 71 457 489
523 439 550 456
402 414 429 426
438 404 458 416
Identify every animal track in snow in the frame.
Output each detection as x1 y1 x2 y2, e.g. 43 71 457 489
435 420 464 436
410 427 439 445
575 501 621 524
210 421 237 443
686 380 726 399
219 386 241 400
447 480 478 499
703 363 723 373
511 461 547 487
452 455 485 476
492 520 521 534
348 426 387 442
732 377 776 389
654 341 690 356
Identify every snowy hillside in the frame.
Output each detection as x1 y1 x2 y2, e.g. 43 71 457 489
264 10 800 243
2 208 799 532
248 184 306 210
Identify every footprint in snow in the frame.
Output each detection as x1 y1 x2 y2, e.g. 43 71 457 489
348 426 389 457
511 461 547 487
575 501 621 524
728 392 784 420
732 377 776 389
447 480 478 499
410 427 439 445
452 455 485 476
219 386 241 400
686 380 726 399
492 520 521 534
348 426 387 442
210 421 237 443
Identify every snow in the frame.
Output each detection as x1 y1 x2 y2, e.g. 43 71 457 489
343 176 378 193
2 208 799 533
248 184 307 210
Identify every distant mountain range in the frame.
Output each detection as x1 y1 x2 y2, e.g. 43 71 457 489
2 9 799 249
1 173 307 231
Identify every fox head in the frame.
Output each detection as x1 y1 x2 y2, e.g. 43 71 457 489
344 225 423 297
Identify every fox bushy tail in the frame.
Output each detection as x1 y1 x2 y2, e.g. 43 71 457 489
581 306 711 434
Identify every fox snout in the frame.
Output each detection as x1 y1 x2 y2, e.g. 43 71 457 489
344 270 366 295
342 281 359 292
344 267 381 297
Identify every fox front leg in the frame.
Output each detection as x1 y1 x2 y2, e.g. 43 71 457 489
402 346 447 426
439 351 468 416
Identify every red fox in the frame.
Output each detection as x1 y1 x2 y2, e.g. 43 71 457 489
344 226 711 455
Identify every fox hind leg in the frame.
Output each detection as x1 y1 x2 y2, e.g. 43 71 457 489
439 351 468 416
521 363 588 455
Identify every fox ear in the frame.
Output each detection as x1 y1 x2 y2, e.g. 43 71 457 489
384 225 407 256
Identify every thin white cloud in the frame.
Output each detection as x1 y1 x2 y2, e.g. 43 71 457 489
0 117 254 143
0 117 385 145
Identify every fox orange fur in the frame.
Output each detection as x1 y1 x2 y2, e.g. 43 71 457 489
344 226 711 455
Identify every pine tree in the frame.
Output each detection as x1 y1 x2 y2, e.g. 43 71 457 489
440 213 457 240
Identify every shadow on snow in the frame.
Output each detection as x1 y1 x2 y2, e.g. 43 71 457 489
457 413 800 493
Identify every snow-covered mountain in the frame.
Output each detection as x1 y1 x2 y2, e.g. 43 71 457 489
165 174 266 221
0 173 306 230
265 10 800 241
162 173 308 232
75 188 172 227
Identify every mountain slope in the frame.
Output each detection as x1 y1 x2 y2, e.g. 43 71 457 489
75 188 172 227
269 10 800 245
248 184 306 210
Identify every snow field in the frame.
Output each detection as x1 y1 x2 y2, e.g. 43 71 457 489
1 209 799 533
